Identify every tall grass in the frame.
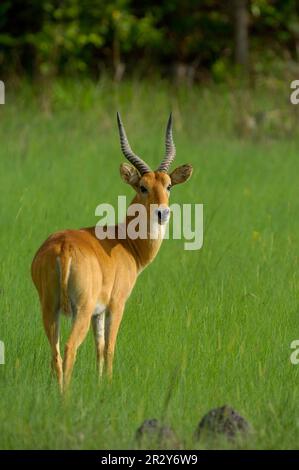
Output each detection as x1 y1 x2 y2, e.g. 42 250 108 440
0 79 299 449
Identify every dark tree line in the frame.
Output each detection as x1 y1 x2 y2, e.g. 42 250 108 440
0 0 298 80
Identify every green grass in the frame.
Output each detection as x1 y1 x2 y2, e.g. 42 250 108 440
1 78 299 449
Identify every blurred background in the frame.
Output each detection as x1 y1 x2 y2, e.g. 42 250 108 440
1 0 299 138
1 0 299 83
0 0 299 138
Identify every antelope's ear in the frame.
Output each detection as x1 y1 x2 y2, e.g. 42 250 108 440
170 164 193 186
120 163 140 188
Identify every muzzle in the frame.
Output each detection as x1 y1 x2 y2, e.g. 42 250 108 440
155 206 170 225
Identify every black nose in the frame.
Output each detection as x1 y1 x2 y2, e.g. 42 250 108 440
155 207 170 222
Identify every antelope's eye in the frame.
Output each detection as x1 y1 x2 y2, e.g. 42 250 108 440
167 184 172 191
140 185 147 194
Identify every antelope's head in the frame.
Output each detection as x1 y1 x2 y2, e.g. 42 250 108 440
117 112 193 229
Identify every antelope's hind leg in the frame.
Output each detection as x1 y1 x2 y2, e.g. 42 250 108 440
92 309 106 380
63 302 93 392
42 304 63 392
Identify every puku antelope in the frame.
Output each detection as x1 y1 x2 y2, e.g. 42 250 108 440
31 113 193 392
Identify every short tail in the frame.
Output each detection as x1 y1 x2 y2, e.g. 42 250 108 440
56 243 72 316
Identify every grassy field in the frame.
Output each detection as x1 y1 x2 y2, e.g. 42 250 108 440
0 79 299 449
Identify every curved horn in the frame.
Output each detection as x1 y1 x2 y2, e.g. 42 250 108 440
157 113 176 173
117 112 151 175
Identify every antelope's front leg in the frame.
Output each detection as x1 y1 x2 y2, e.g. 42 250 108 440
104 301 125 379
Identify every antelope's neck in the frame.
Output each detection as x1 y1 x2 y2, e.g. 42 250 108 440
88 197 166 272
124 196 166 271
125 224 165 272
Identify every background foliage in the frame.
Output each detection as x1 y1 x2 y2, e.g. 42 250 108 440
1 0 299 81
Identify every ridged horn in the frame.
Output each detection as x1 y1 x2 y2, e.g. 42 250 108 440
117 112 151 175
157 113 176 173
